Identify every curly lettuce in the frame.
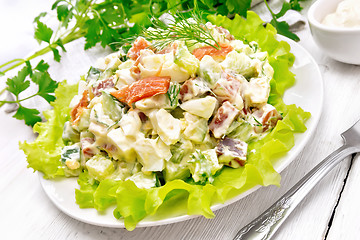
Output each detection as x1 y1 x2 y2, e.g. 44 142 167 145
20 81 77 178
20 11 311 231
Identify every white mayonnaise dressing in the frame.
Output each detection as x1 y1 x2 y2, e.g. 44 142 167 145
322 0 360 28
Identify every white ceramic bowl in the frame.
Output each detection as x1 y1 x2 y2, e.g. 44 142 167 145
308 0 360 65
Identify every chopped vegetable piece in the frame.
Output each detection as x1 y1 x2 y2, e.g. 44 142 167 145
174 44 200 75
180 96 217 119
215 137 248 168
220 51 260 78
107 127 136 162
188 149 222 184
169 139 193 163
149 109 181 145
182 113 209 144
62 121 80 143
86 67 101 82
61 144 81 166
86 155 115 181
212 72 244 110
101 92 124 122
227 121 254 142
198 55 222 87
111 76 171 105
192 43 233 61
164 161 190 182
134 138 171 172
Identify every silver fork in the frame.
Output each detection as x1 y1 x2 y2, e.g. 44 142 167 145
234 118 360 240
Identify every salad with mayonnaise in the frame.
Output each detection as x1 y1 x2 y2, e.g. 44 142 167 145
21 12 310 230
61 21 282 187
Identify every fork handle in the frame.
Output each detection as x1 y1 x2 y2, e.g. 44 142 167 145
233 144 359 240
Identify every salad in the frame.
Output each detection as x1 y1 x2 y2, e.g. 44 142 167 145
21 12 310 230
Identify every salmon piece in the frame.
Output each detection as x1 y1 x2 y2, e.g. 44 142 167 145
127 37 151 61
111 86 128 103
70 90 89 125
192 43 233 61
111 76 171 105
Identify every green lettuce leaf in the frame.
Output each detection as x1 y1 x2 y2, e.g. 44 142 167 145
22 11 311 230
20 81 78 178
75 170 99 208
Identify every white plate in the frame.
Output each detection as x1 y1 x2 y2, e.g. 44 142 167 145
39 35 324 228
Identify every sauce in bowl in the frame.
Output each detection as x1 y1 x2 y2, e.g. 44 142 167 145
322 0 360 28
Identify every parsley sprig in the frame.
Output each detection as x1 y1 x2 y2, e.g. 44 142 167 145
1 60 58 126
264 0 304 41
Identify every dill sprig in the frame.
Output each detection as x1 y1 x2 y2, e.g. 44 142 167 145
166 83 181 107
143 11 220 51
253 117 263 126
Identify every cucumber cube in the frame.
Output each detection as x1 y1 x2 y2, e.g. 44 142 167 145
86 155 115 181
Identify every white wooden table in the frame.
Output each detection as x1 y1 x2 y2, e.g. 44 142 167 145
1 1 360 239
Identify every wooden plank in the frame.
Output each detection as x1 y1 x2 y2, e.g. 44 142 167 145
326 154 360 240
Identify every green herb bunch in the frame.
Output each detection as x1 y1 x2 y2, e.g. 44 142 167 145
0 0 305 127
